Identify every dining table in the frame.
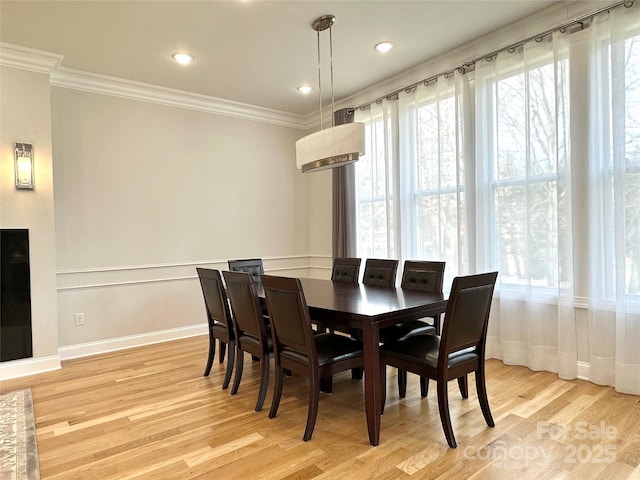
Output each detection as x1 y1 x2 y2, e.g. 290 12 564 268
258 276 447 446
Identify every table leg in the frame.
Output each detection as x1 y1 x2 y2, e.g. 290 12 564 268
362 322 381 446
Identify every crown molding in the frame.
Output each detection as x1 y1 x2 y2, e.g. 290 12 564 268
50 67 307 129
0 42 63 74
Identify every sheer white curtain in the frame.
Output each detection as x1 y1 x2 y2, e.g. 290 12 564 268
352 4 640 393
398 71 472 287
587 6 640 394
354 99 400 260
475 32 578 378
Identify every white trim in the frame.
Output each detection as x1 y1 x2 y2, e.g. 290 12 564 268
56 266 314 291
0 42 63 74
58 324 208 361
56 254 323 275
50 67 308 129
0 355 61 381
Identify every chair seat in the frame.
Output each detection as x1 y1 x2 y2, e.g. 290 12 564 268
281 333 363 367
238 330 273 349
211 323 228 336
379 320 435 344
381 333 478 369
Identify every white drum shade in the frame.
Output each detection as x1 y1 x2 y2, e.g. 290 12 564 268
295 122 365 173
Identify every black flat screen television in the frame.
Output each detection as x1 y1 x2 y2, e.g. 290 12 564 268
1 229 33 361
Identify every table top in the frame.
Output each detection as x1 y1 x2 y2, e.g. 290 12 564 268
259 277 446 328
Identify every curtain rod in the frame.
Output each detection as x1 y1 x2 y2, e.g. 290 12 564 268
350 0 634 111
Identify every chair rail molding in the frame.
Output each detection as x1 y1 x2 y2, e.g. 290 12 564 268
57 255 326 291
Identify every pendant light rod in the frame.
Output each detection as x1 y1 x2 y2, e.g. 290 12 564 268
316 29 323 130
313 15 336 129
296 14 365 173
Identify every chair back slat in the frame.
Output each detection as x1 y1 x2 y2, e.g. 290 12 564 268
362 259 399 287
331 257 361 284
223 270 266 339
196 268 233 332
440 272 498 357
228 258 264 284
401 260 445 293
262 275 316 365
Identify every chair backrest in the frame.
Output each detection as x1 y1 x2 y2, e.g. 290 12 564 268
362 258 399 287
439 272 498 361
261 275 317 367
331 257 361 284
228 258 264 284
401 260 445 293
222 270 268 341
196 268 234 333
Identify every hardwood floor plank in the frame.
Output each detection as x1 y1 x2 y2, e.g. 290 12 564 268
1 337 638 479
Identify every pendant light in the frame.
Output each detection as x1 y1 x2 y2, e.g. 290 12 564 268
295 15 365 173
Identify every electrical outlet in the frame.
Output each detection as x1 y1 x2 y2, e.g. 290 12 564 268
75 313 85 326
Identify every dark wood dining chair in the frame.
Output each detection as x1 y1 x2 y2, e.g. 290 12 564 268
362 258 399 287
262 275 364 441
379 260 445 398
196 268 235 388
222 270 272 411
380 271 498 448
331 257 361 284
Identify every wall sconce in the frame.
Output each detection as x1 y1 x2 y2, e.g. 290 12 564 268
14 143 34 190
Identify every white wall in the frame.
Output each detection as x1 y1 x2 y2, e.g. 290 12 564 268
50 87 319 351
0 65 60 371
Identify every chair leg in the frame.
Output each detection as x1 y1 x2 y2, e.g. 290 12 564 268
476 368 495 428
397 369 407 398
433 314 441 335
203 335 216 377
268 366 284 419
420 376 429 398
320 376 333 394
231 349 244 395
437 381 457 448
219 341 226 364
221 341 235 390
458 375 469 399
351 368 363 380
381 364 387 413
255 356 269 412
303 375 320 441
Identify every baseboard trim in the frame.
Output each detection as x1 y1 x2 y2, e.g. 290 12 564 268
58 324 208 361
0 355 62 381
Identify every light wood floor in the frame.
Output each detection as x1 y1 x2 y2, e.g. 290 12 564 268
2 335 639 480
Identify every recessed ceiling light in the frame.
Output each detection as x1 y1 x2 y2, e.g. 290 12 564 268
297 85 313 95
172 52 194 64
374 41 394 53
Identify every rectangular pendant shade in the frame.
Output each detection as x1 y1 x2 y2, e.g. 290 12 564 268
296 122 365 173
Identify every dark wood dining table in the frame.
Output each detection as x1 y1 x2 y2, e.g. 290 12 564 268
260 277 447 446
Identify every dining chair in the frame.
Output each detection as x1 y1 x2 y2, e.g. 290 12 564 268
262 275 364 441
331 257 361 284
379 260 445 398
380 271 498 448
362 258 399 287
222 270 272 411
196 268 235 388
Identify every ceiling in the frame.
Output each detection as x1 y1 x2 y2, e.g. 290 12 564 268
0 0 559 117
